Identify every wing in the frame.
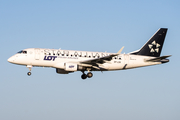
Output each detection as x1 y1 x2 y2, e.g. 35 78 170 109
79 47 124 65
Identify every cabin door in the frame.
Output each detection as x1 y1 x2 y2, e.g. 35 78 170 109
35 49 40 60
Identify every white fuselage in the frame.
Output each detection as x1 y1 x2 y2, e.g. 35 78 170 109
8 48 161 71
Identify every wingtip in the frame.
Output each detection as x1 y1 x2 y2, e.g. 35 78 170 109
117 46 124 54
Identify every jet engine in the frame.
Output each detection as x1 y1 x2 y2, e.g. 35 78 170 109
54 62 85 74
64 63 77 71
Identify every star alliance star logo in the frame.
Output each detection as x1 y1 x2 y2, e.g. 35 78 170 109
148 41 161 53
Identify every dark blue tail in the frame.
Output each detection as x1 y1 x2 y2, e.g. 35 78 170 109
131 28 168 57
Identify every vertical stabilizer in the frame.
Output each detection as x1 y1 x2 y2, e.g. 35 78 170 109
131 28 168 57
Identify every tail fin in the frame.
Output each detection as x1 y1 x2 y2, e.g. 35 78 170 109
131 28 168 57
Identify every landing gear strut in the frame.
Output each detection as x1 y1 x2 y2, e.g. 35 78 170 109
27 65 32 76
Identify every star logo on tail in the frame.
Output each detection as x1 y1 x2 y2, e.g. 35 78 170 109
148 41 161 53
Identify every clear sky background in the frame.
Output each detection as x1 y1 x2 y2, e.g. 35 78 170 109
1 0 180 120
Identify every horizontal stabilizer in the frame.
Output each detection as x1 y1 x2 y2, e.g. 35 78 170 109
145 55 171 62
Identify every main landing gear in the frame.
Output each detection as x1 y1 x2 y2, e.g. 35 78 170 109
81 71 93 80
27 65 32 76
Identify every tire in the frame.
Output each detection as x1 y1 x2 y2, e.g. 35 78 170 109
81 74 87 79
27 72 31 76
87 72 93 78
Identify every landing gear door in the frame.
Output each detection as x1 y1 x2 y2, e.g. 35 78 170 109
35 49 40 60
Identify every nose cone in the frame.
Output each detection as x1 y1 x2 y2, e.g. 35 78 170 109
7 56 14 63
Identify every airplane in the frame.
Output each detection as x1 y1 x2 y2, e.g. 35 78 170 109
7 28 171 79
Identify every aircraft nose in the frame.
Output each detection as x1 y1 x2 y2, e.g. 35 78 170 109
7 56 14 63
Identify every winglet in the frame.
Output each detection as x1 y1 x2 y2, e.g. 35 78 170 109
117 46 124 55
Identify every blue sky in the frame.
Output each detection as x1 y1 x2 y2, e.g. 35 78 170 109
1 0 180 120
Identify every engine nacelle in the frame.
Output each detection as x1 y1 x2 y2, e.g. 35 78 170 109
65 63 77 71
53 63 65 69
54 62 85 72
56 68 73 74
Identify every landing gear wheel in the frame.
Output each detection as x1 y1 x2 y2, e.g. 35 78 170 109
27 72 31 76
87 72 93 78
81 74 87 80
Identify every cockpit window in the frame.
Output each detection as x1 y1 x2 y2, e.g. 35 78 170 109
23 51 27 54
17 50 27 54
18 50 23 53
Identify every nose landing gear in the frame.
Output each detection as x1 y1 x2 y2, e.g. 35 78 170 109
27 65 32 76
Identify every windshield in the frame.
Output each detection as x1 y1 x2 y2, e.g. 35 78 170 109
17 50 27 54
